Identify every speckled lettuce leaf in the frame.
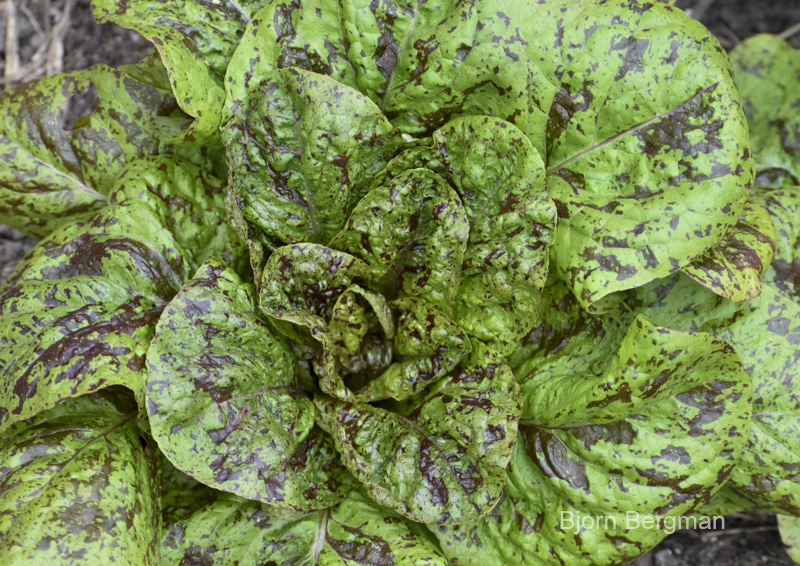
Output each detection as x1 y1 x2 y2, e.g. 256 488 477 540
260 245 470 403
260 244 384 400
229 1 751 310
330 167 469 314
540 0 752 310
508 276 635 383
682 198 776 301
0 390 159 566
779 515 800 564
373 116 556 354
147 259 353 511
439 315 752 565
223 0 437 123
160 483 447 566
259 243 372 347
315 361 521 525
0 62 194 239
756 186 800 301
433 117 556 354
223 67 411 259
371 115 557 354
356 297 471 402
92 0 265 141
635 273 800 515
109 155 242 270
730 35 800 184
0 157 230 433
695 484 755 517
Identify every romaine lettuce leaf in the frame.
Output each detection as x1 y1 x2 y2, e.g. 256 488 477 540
0 391 159 565
0 62 197 239
0 156 231 433
440 315 752 565
147 259 354 511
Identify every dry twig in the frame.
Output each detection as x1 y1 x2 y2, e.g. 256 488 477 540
780 21 800 40
4 0 20 81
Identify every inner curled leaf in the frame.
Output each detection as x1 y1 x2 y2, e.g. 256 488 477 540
261 239 470 403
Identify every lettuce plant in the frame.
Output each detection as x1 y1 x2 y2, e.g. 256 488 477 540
0 1 798 565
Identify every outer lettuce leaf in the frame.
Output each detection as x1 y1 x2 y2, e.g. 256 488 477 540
696 485 755 517
539 0 752 310
223 0 439 119
92 0 266 141
635 182 800 513
0 62 195 239
730 35 800 183
227 0 751 310
779 515 800 564
508 277 635 381
0 156 231 433
682 198 776 301
159 463 447 566
147 259 354 511
330 168 469 314
223 67 411 261
439 316 752 565
757 186 800 300
0 391 159 565
636 274 800 515
315 361 521 525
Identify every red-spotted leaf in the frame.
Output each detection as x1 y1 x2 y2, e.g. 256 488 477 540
683 198 776 301
0 61 199 239
147 259 354 511
439 315 752 565
0 391 159 565
330 167 469 314
92 0 266 141
315 361 521 525
0 156 232 433
223 67 411 257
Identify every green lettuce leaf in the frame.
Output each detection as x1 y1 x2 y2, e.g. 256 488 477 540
227 0 751 310
371 116 557 354
259 243 372 349
757 186 800 300
0 62 195 239
354 297 471 402
223 67 411 259
635 273 800 515
315 360 521 525
682 198 776 301
540 0 752 310
508 277 635 382
635 182 800 513
730 34 800 183
260 244 471 402
0 391 159 565
159 463 447 566
439 315 752 565
779 515 800 564
330 167 469 314
147 259 354 511
92 0 266 141
0 156 231 433
434 117 555 355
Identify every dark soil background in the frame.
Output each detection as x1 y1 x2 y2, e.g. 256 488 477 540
0 1 799 565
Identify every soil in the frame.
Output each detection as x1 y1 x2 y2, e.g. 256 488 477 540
0 1 799 565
